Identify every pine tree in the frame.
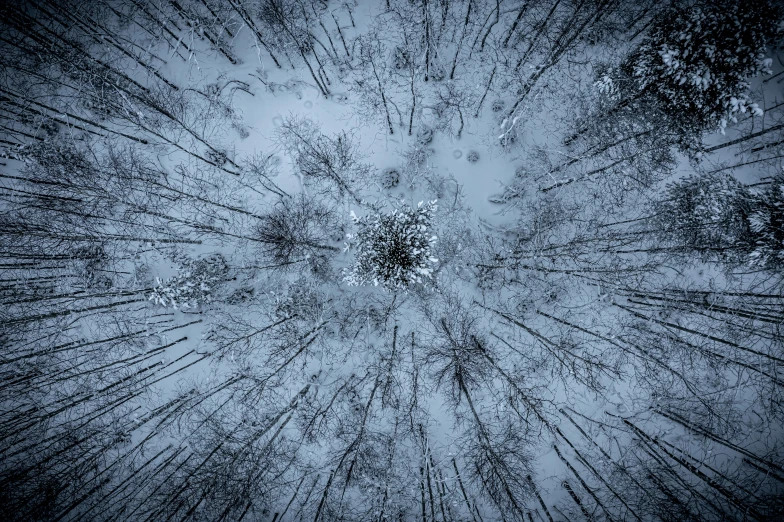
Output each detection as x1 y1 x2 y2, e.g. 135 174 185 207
652 170 784 269
651 172 753 262
343 201 438 290
626 0 782 135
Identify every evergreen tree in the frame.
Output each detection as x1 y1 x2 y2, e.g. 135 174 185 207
625 0 782 135
652 170 784 269
651 172 753 262
344 201 439 290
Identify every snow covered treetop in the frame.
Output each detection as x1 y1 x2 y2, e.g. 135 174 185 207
343 201 438 291
628 0 782 134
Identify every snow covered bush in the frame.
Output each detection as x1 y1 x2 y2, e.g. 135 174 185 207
379 167 400 189
343 201 438 290
272 278 326 323
626 0 782 134
416 126 433 146
149 254 229 310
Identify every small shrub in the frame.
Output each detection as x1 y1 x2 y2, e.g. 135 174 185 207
393 46 411 70
205 149 228 166
404 144 435 167
429 65 446 82
380 168 400 189
416 126 434 146
226 287 254 305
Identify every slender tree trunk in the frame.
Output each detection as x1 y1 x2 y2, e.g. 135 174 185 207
503 2 531 48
